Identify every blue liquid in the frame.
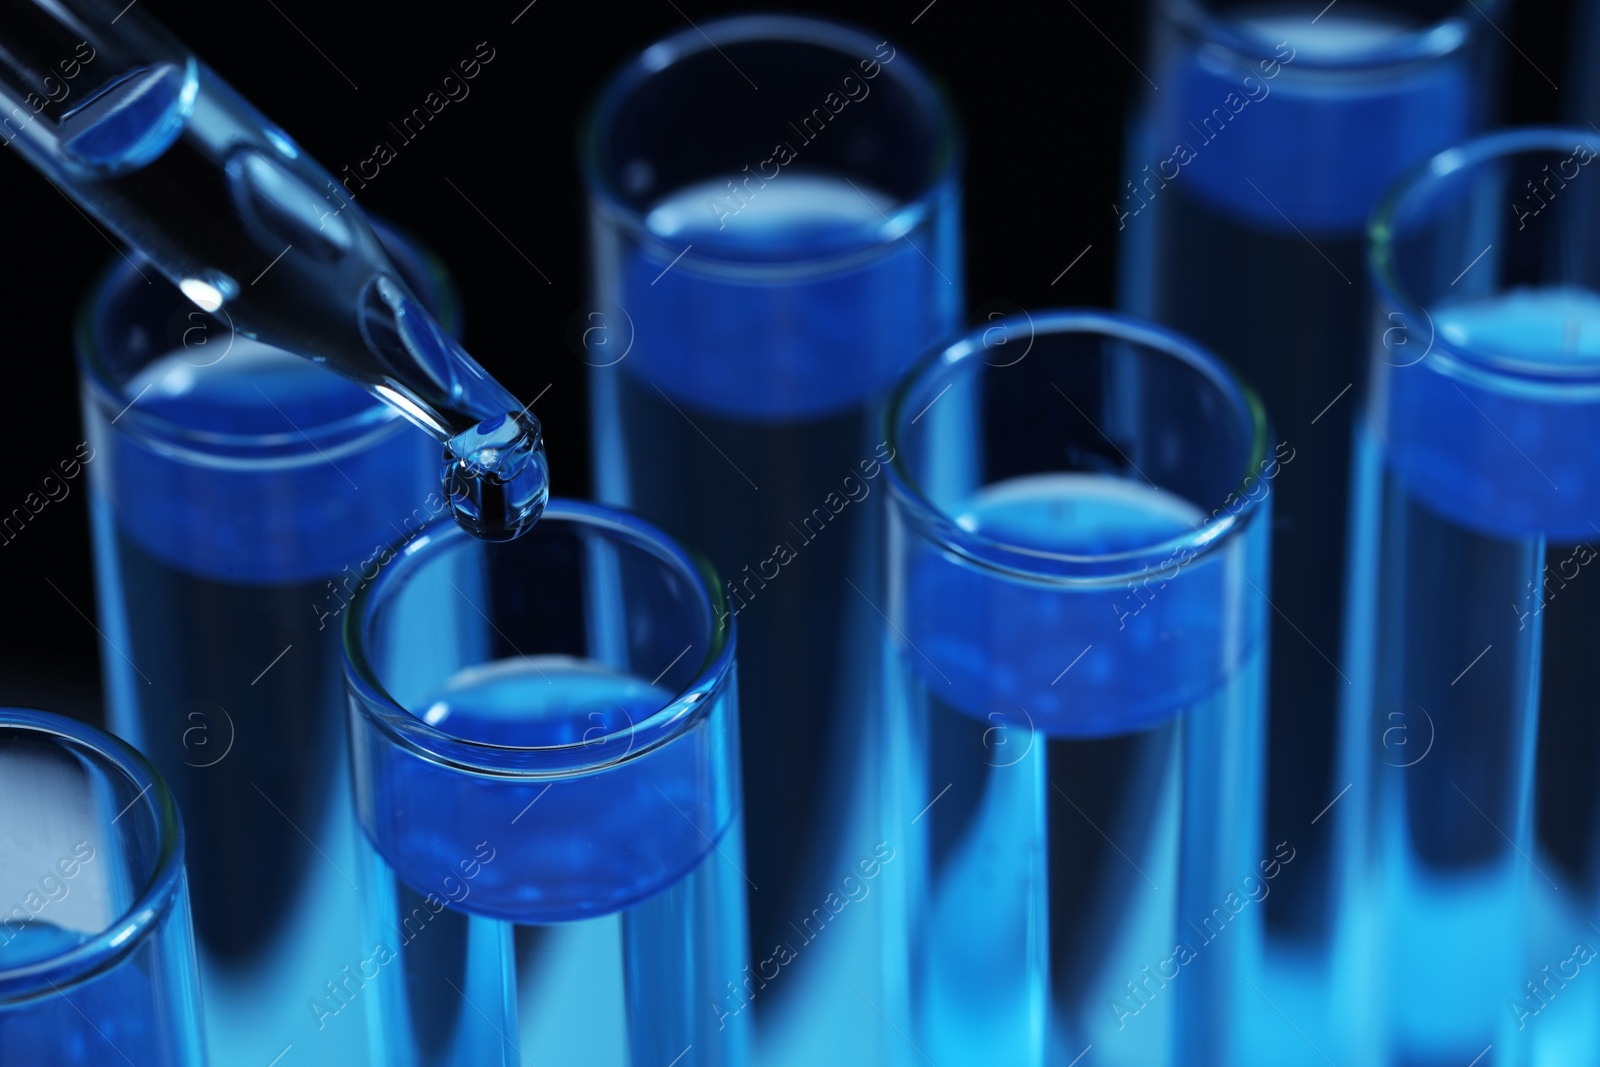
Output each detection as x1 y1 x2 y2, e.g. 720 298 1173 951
356 658 747 1067
1142 4 1474 233
909 475 1243 735
1388 287 1600 540
612 173 937 419
646 174 902 265
91 340 438 1064
0 922 200 1065
0 921 91 968
1235 5 1415 60
48 56 547 538
0 728 204 1065
1343 287 1600 1064
1436 287 1600 362
1120 8 1486 1033
902 475 1266 1067
593 170 958 1059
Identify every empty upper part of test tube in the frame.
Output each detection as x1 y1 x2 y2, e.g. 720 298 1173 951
0 0 526 447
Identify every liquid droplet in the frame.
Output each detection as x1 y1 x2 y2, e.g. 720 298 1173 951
443 410 549 540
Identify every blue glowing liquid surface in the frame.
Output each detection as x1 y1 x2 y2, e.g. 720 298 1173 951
419 656 668 749
646 173 901 259
908 473 1243 738
128 338 374 434
1436 285 1600 364
360 658 745 1066
0 919 92 967
954 472 1202 557
1235 4 1417 58
0 921 154 1062
368 657 728 923
1388 285 1600 540
0 921 198 1065
112 344 437 582
1148 2 1472 230
620 170 947 419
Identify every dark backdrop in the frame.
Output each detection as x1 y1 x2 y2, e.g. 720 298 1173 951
0 0 1575 724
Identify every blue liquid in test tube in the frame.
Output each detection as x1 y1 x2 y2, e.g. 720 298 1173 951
1344 129 1600 1067
345 504 747 1067
885 312 1271 1067
1118 5 1501 1053
581 17 961 1063
0 708 206 1066
78 227 450 1066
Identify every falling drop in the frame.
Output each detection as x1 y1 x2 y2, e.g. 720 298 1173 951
442 410 549 541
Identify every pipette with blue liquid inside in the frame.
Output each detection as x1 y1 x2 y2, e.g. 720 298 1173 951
0 0 547 539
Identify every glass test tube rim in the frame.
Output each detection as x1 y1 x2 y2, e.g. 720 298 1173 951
1159 0 1500 72
576 12 963 283
1368 125 1600 397
75 221 463 469
342 498 735 780
883 307 1270 586
0 708 186 1005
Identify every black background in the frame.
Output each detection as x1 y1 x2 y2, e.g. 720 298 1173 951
0 0 1578 723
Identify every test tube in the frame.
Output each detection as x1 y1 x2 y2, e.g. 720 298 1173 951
579 16 960 1063
0 707 205 1065
883 311 1272 1067
343 500 747 1067
77 225 453 1065
1343 128 1600 1066
1118 3 1500 1030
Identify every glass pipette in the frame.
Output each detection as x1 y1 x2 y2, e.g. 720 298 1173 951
0 0 547 538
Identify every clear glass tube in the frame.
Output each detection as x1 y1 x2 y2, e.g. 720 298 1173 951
1117 3 1502 1041
1344 127 1600 1067
579 16 960 1064
343 500 747 1067
0 0 521 444
3 0 547 540
884 310 1272 1067
76 223 452 1067
0 707 205 1065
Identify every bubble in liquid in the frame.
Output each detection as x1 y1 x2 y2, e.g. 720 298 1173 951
442 410 549 541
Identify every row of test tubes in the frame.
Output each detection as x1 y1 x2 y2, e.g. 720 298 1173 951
2 4 1597 1066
